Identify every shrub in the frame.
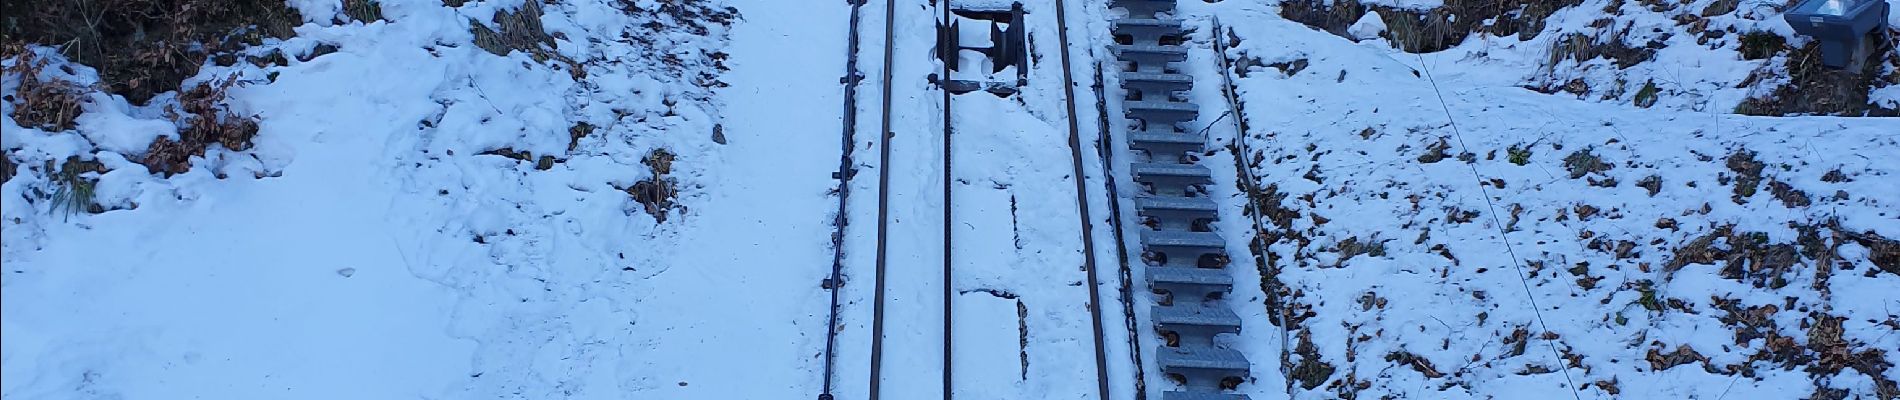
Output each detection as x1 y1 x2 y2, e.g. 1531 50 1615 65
49 156 105 217
142 77 261 176
0 0 300 103
1507 144 1533 165
5 51 86 132
1633 79 1660 108
1738 31 1785 60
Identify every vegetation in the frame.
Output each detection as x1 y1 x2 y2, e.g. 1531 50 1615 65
0 0 300 104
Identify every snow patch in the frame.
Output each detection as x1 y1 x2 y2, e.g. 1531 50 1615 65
1348 11 1388 41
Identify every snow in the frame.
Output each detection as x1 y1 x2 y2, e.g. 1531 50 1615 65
1892 0 1899 27
1348 12 1388 42
1171 1 1900 398
610 0 846 396
4 0 1895 398
3 0 778 398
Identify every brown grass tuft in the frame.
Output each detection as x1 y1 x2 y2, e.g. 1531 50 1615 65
5 51 87 131
141 77 260 176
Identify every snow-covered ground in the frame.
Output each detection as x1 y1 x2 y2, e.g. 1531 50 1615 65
1174 1 1900 399
5 0 1896 399
3 0 846 398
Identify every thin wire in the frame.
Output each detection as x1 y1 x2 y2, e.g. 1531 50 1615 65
1415 52 1586 400
1210 17 1292 396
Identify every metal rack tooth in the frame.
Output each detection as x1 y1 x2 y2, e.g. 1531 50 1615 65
1107 1 1252 399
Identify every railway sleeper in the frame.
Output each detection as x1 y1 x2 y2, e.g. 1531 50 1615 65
1121 72 1193 101
1109 0 1176 19
1161 391 1252 400
1157 345 1250 390
1139 229 1226 268
1153 303 1242 347
1147 266 1233 306
1112 18 1186 45
1135 195 1217 231
1125 100 1200 129
1112 44 1189 73
1131 162 1212 196
1129 132 1205 162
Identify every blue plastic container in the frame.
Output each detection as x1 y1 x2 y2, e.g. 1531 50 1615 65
1784 0 1892 69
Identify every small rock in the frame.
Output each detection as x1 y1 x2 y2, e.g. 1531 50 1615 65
711 124 727 145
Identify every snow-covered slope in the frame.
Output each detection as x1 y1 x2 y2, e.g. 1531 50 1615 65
0 0 832 398
1181 1 1900 398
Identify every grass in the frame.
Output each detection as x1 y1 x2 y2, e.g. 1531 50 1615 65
1563 147 1611 179
344 0 383 23
1634 280 1663 311
1633 79 1660 108
628 149 679 222
1726 150 1763 202
5 51 86 132
1507 144 1533 165
471 1 555 59
143 77 262 176
1737 31 1784 60
49 157 103 218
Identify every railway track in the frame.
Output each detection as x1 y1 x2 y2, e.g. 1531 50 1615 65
1103 1 1256 399
815 0 1119 399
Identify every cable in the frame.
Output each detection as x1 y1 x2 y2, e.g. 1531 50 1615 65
1208 16 1292 396
1415 52 1586 400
